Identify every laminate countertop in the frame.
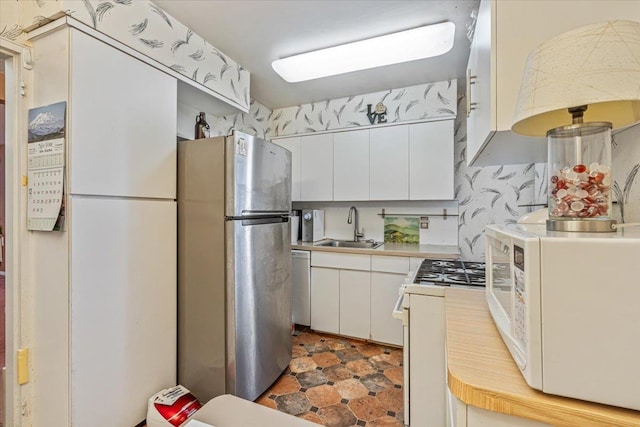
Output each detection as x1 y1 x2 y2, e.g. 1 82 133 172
445 289 640 427
292 241 460 258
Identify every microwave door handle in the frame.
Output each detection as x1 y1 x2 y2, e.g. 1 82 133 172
503 333 527 371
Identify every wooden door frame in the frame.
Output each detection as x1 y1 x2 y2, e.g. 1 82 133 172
1 37 33 427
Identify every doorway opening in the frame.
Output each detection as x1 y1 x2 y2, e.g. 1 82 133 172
0 54 6 427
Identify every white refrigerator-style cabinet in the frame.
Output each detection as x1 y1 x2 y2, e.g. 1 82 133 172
29 25 177 427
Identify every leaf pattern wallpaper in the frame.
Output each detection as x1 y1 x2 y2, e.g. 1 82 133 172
208 100 273 141
0 0 250 111
270 81 457 138
454 84 538 261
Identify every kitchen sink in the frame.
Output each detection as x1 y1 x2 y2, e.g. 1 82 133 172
314 239 384 249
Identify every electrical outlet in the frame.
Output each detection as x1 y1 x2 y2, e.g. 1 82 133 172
420 217 430 229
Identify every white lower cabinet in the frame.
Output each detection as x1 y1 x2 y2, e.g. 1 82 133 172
339 270 371 339
409 294 446 426
310 252 407 345
370 272 404 346
310 267 340 334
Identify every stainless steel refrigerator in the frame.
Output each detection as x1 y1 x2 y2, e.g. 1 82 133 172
177 131 292 402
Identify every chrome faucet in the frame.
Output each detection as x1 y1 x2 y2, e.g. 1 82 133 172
347 206 364 242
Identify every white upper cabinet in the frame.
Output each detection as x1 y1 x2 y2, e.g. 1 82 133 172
467 0 640 166
272 136 301 201
69 30 177 199
370 125 409 200
333 129 370 201
409 121 454 200
273 120 454 202
299 133 334 201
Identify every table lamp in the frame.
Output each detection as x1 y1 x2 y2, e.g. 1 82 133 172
512 20 640 232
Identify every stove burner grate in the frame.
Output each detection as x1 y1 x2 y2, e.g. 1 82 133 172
414 259 486 287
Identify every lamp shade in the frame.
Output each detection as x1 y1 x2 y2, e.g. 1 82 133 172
512 20 640 136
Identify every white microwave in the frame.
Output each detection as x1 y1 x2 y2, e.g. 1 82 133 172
485 224 640 411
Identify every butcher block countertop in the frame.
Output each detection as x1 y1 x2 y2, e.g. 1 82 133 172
292 241 460 258
445 289 640 427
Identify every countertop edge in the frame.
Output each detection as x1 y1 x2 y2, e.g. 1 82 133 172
291 242 460 258
445 289 640 427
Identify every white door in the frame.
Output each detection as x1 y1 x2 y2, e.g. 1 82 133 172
273 137 301 201
370 272 404 346
69 29 177 199
70 196 177 427
339 270 371 339
310 267 340 334
333 129 369 200
409 121 454 200
370 126 409 200
300 134 333 201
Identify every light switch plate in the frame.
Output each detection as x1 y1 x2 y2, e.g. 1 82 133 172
420 216 430 229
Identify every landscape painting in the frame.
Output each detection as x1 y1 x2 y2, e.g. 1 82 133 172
28 101 66 143
384 216 419 244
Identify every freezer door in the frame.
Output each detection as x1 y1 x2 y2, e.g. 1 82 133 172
226 131 292 217
226 217 292 401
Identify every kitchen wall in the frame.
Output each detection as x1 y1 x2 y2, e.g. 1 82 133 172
178 99 272 141
292 201 459 246
455 83 539 261
270 81 456 137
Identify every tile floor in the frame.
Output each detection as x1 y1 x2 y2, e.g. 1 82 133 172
256 327 404 427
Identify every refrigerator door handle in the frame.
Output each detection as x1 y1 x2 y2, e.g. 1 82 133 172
226 214 290 223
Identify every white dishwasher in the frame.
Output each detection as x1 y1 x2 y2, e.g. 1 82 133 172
291 250 311 326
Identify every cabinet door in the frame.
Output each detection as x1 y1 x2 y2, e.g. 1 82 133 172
466 0 494 165
410 294 446 426
70 30 177 199
409 121 454 200
70 196 177 427
339 270 371 339
333 129 369 200
370 126 409 200
311 267 340 334
370 272 404 346
300 134 333 201
273 137 301 201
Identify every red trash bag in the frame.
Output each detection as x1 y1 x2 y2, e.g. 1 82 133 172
147 385 202 427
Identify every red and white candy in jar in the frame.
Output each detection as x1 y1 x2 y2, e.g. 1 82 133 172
547 123 613 225
549 162 611 219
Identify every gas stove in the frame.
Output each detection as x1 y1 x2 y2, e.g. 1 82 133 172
412 259 486 287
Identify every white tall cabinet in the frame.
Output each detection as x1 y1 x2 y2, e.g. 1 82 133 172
29 26 177 427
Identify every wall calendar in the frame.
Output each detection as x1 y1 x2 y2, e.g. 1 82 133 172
27 101 67 231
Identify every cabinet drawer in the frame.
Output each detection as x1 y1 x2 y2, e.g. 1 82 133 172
311 252 370 270
371 255 410 274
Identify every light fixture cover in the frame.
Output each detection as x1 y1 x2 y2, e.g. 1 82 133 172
511 20 640 136
272 22 455 83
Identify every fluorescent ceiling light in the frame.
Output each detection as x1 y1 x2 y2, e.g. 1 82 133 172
272 22 455 83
